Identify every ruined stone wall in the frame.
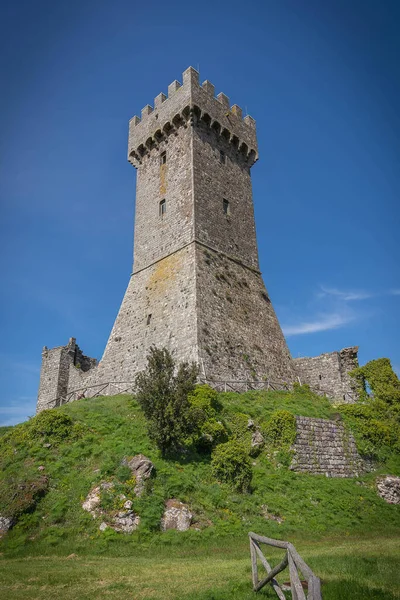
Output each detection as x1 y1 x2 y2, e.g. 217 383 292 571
291 416 365 477
36 338 96 413
293 347 359 402
195 245 295 382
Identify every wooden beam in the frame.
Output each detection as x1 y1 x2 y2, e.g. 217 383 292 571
252 542 287 599
288 551 306 600
249 532 289 549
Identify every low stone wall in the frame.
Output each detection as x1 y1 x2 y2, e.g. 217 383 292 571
291 416 365 477
293 346 360 403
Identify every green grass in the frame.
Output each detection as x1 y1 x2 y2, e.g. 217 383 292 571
0 535 398 599
0 389 399 599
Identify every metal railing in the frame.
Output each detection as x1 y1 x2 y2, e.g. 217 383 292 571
249 532 322 599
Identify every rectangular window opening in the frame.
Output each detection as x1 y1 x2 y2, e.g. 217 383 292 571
159 199 166 216
146 314 152 325
160 151 167 165
223 198 230 215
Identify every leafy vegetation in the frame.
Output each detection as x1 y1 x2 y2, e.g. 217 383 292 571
211 440 252 492
0 376 399 598
135 347 199 456
351 357 400 406
262 409 297 449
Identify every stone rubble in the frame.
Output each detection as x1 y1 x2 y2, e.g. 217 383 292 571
376 475 400 504
0 516 13 538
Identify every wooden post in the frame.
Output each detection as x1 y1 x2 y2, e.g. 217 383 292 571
250 538 258 590
288 551 306 600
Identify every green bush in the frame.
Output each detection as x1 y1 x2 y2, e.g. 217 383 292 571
227 412 250 442
0 475 49 520
351 358 400 405
263 410 296 449
28 410 74 443
211 440 252 492
339 402 400 458
188 384 222 418
197 418 228 450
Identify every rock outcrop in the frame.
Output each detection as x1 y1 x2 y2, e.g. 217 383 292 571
161 499 192 531
377 475 400 504
122 454 154 496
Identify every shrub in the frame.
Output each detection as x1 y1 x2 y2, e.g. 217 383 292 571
0 475 49 520
188 384 222 418
135 347 199 456
228 412 250 442
211 440 252 492
339 402 400 458
28 410 74 443
351 358 400 405
197 418 228 450
263 410 296 449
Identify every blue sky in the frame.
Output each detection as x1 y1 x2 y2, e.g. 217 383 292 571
0 0 399 426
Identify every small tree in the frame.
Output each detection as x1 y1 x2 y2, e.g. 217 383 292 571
135 347 199 456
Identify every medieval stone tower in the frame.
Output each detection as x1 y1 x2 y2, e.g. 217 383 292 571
97 66 294 384
36 67 359 412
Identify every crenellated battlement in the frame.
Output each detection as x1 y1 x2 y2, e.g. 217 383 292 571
128 67 258 168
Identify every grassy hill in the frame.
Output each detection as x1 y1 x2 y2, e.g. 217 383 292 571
0 388 399 599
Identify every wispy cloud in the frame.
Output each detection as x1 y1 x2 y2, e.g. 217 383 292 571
318 285 373 302
283 312 353 337
0 397 36 427
390 289 400 296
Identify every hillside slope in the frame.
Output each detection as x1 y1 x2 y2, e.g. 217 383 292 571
1 388 399 558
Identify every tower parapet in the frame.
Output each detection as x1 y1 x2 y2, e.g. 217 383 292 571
128 66 258 169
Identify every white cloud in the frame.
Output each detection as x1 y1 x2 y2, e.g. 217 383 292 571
282 312 353 337
390 289 400 296
318 285 373 302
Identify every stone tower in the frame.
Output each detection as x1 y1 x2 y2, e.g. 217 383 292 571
36 67 360 413
94 66 294 384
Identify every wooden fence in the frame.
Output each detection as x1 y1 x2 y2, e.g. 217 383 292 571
44 378 357 410
249 532 322 599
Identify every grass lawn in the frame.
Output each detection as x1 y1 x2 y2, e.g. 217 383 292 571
0 534 399 600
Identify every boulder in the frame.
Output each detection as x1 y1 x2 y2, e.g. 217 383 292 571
122 454 154 496
161 499 192 532
82 481 114 516
377 475 400 504
0 516 13 538
251 430 264 449
112 510 140 533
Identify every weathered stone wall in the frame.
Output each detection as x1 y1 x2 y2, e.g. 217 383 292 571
293 347 359 403
133 125 194 273
195 245 295 382
291 416 365 477
88 244 198 386
36 338 96 412
193 121 259 270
